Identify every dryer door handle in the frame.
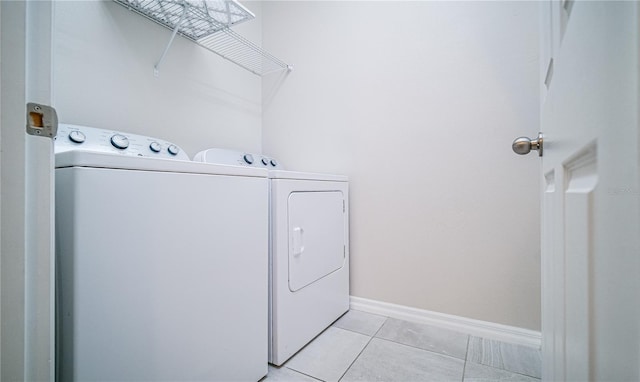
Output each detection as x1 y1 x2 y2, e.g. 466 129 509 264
292 227 305 256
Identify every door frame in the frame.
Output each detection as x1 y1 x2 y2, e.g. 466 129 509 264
1 1 55 380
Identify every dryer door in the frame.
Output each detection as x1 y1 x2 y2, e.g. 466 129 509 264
288 191 346 292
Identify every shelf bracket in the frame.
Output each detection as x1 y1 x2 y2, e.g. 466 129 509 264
154 3 189 77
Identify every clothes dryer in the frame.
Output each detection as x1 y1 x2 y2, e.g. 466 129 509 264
55 125 269 381
194 149 349 366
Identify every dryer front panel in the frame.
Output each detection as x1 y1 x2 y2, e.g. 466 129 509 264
287 191 346 292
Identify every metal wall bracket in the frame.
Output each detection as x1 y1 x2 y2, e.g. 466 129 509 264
154 3 189 77
26 103 58 138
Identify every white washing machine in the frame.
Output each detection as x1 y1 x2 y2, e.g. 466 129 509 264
55 125 269 381
194 149 349 366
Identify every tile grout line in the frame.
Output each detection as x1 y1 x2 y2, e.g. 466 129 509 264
279 363 325 381
371 336 467 362
288 367 326 382
505 369 542 380
461 335 470 382
282 363 327 381
375 318 474 360
336 317 389 381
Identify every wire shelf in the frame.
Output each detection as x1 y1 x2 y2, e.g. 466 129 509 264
113 0 292 76
198 27 290 75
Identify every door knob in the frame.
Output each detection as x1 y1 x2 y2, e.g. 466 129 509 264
512 132 543 157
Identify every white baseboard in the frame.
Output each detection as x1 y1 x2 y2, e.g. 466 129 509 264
350 296 541 349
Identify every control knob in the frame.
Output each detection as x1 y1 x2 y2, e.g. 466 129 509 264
149 141 161 153
68 130 86 144
243 154 254 164
110 134 129 149
261 158 269 166
270 159 278 167
167 145 180 156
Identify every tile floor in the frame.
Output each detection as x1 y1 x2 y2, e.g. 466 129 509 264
262 310 541 382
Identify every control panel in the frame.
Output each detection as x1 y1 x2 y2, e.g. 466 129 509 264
54 124 189 161
193 148 284 170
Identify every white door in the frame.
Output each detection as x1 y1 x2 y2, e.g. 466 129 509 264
1 1 55 380
536 1 639 380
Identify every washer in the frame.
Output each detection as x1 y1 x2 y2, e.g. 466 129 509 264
55 125 269 381
194 149 349 366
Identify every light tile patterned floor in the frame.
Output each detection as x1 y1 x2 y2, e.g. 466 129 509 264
262 309 541 382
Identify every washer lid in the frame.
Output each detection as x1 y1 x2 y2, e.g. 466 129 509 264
269 170 347 182
55 150 268 177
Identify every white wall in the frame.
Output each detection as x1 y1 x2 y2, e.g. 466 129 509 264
53 0 264 157
262 1 541 330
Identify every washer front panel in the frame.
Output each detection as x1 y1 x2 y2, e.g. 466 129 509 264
56 166 269 380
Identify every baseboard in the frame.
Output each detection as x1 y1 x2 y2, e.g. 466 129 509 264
350 296 541 349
